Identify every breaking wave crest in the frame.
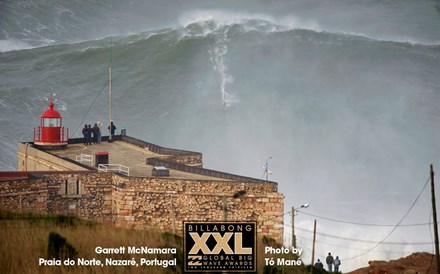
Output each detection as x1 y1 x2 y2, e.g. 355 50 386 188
2 7 439 54
2 10 438 111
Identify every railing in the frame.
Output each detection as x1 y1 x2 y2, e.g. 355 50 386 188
146 158 276 184
98 164 129 177
34 127 69 142
63 128 69 143
75 154 93 165
121 135 202 157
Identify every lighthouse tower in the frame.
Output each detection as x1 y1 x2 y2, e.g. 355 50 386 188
33 96 68 149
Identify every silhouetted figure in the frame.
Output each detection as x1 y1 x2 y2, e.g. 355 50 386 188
108 121 116 138
326 252 334 272
314 259 324 270
334 256 341 273
92 123 99 144
87 124 92 145
82 125 88 145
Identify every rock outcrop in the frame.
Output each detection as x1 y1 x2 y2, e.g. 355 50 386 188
348 252 436 274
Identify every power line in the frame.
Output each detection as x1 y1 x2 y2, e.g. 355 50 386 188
297 235 414 255
301 240 327 259
71 80 108 137
294 225 432 246
298 240 415 266
260 179 432 256
296 210 434 227
283 221 433 245
265 206 436 229
343 177 430 261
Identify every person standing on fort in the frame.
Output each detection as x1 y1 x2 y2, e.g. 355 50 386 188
96 121 102 143
82 124 88 145
334 256 341 273
108 121 116 138
87 124 93 145
326 252 334 272
92 123 99 144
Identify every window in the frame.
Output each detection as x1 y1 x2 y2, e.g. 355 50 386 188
43 118 60 127
59 175 82 197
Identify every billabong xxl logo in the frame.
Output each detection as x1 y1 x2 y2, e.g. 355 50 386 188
184 222 256 272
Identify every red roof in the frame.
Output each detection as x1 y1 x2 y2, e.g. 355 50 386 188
0 172 30 181
40 101 62 118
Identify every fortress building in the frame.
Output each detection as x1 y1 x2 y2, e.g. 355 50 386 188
0 99 284 242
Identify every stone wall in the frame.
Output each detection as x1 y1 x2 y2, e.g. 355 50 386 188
0 177 48 213
112 175 284 241
45 173 114 223
0 172 113 223
0 172 284 243
158 154 203 167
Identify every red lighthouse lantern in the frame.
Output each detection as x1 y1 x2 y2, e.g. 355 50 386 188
34 97 68 148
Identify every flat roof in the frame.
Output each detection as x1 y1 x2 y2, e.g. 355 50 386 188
49 140 228 180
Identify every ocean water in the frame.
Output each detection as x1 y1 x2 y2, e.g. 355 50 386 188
1 0 440 271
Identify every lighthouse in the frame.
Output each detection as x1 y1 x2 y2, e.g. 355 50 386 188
33 96 68 149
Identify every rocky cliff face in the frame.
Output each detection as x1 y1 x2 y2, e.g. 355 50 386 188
348 253 436 274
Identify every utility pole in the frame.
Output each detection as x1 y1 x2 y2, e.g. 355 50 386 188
291 204 309 249
108 40 113 143
292 206 296 248
431 164 440 274
108 65 113 142
311 220 317 266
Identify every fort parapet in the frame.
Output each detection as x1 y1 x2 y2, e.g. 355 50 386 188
0 135 284 242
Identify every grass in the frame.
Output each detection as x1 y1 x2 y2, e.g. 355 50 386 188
0 211 308 274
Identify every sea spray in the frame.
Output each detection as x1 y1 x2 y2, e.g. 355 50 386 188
208 25 238 110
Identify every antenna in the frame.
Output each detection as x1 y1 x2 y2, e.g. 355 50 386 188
45 92 56 101
47 92 58 105
108 38 113 142
262 156 272 181
110 37 113 66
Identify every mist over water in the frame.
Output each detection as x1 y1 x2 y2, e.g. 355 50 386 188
1 0 440 271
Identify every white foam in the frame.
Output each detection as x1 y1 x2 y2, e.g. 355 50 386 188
55 100 67 111
208 25 239 110
0 100 7 108
178 9 274 29
0 39 33 53
177 9 440 47
178 10 322 34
